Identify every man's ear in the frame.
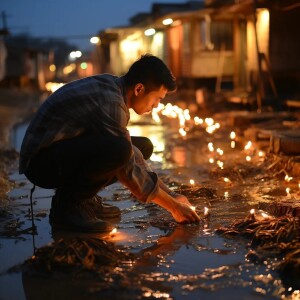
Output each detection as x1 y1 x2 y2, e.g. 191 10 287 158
134 83 144 96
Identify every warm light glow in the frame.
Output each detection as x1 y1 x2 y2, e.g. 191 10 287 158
179 128 186 137
223 177 231 183
162 18 173 26
63 63 76 75
190 206 196 211
144 28 156 36
217 160 224 169
150 153 163 162
250 209 255 215
261 212 270 219
204 207 209 215
209 158 214 163
45 82 64 93
90 36 100 44
231 141 236 149
258 151 265 157
216 148 224 155
230 131 236 139
171 20 182 27
49 64 56 72
208 142 214 152
190 179 195 185
285 174 293 182
194 116 204 125
246 155 251 162
244 141 252 150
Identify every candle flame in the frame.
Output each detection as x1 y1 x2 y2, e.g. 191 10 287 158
250 209 255 214
189 179 195 185
204 207 209 215
244 141 252 150
261 212 269 219
230 131 236 139
285 174 293 182
110 228 117 235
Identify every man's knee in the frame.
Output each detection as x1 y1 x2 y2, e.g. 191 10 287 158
140 137 154 160
116 137 132 166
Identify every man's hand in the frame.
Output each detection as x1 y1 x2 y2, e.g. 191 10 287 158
151 188 200 223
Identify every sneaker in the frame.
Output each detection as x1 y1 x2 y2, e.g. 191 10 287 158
86 195 121 219
50 196 113 233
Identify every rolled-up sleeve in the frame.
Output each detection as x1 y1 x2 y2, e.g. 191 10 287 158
116 149 159 203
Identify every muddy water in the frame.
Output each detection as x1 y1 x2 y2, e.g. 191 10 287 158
0 117 298 299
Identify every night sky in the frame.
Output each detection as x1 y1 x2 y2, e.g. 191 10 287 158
2 0 189 50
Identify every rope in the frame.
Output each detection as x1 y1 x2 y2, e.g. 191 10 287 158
29 184 37 255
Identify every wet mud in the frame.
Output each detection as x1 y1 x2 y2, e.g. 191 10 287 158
0 115 300 300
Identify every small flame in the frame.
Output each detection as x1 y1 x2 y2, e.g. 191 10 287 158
190 179 195 185
261 212 269 219
190 206 196 211
230 131 236 139
244 141 252 150
285 174 293 182
250 209 255 215
204 207 209 215
110 228 117 235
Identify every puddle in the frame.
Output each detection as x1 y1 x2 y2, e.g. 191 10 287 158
0 118 299 299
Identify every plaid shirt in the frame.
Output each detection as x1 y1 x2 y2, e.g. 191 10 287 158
19 74 159 203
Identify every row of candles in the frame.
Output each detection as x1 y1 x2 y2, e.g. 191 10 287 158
151 102 300 221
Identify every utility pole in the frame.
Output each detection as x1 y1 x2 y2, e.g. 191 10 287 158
0 11 9 35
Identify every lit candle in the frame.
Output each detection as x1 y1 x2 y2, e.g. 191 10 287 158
261 212 270 219
244 141 252 150
230 131 236 139
223 177 231 183
204 207 209 216
246 155 251 162
286 187 291 198
110 228 117 236
285 174 293 182
216 148 224 155
190 179 195 185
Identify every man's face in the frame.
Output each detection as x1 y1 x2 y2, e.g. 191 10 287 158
130 84 168 115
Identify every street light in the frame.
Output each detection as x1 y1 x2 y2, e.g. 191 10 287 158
69 50 82 61
90 36 100 44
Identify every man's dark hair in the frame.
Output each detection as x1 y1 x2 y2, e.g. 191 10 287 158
124 54 177 93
